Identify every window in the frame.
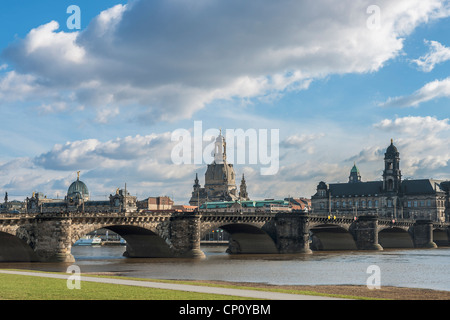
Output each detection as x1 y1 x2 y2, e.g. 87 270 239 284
414 201 418 208
336 201 340 208
368 200 372 208
408 201 411 208
387 200 392 208
342 201 346 208
427 200 431 207
375 200 379 208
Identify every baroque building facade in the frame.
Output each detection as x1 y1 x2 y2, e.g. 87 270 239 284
26 172 137 214
189 132 249 206
312 140 450 222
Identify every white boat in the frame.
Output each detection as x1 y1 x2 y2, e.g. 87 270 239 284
74 236 102 246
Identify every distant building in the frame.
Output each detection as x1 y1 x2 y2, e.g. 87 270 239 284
138 196 174 210
27 172 137 213
189 132 249 206
312 140 449 222
0 197 25 213
285 197 311 212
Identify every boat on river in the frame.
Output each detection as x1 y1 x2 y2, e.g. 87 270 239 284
74 236 102 246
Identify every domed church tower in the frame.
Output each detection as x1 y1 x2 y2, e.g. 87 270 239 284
204 130 238 201
189 131 240 206
383 139 402 193
67 171 90 202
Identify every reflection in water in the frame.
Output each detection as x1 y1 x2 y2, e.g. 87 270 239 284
1 245 449 291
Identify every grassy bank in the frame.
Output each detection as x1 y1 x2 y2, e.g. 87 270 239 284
2 270 447 300
0 273 248 300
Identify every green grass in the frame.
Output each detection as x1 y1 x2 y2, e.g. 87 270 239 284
0 269 372 300
0 273 248 300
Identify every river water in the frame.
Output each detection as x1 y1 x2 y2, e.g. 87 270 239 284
2 245 449 292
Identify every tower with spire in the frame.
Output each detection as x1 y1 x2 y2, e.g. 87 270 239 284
189 130 249 206
348 163 361 183
239 174 249 200
383 139 402 193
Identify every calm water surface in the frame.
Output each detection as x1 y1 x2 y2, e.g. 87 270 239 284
2 245 449 291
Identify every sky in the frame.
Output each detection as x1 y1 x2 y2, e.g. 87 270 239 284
0 0 450 204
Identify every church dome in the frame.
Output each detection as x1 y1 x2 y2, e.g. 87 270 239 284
386 139 398 154
67 173 89 200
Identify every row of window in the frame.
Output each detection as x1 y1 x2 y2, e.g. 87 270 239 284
326 199 439 209
332 200 379 209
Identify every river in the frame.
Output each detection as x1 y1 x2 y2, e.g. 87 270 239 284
1 245 449 292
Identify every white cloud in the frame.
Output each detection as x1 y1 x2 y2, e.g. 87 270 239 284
380 77 450 108
412 40 450 72
374 116 450 135
371 116 450 178
1 0 449 123
281 133 325 155
95 106 120 123
34 133 176 170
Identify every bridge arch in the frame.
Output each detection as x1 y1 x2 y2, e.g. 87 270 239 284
0 230 39 262
433 228 450 247
378 227 414 249
71 224 173 258
310 223 357 251
201 222 277 254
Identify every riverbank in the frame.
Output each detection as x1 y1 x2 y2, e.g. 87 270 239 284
85 271 449 300
169 279 450 300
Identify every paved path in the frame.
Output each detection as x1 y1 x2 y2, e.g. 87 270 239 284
0 270 349 300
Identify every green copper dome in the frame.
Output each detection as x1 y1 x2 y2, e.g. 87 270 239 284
350 164 359 173
67 172 89 200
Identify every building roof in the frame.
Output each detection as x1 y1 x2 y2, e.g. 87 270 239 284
329 181 383 197
328 179 445 197
285 198 311 210
402 179 445 195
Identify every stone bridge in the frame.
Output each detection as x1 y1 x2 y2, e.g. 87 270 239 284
0 211 448 262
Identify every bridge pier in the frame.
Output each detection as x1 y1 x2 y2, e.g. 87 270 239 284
274 212 312 254
352 216 383 251
411 220 437 249
34 215 75 262
170 212 205 258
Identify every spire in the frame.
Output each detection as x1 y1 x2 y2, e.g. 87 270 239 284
214 131 226 164
239 173 249 200
77 171 80 181
193 173 200 189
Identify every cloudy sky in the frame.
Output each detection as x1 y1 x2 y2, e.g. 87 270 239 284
1 0 450 204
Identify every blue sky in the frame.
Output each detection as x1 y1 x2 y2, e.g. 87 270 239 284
0 0 450 203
